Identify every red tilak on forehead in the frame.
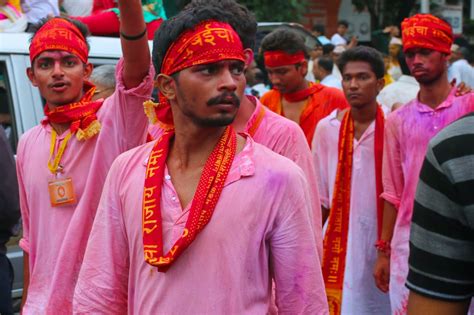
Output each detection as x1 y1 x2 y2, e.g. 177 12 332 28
29 18 88 64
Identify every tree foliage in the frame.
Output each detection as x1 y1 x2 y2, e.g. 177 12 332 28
352 0 416 29
237 0 308 22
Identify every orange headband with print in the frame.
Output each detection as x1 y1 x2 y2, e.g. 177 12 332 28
263 50 306 68
144 20 245 127
29 18 88 63
402 14 453 54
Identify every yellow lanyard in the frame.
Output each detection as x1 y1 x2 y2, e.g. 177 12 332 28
48 130 73 174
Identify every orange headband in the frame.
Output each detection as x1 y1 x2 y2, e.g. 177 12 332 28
29 18 88 64
402 14 453 54
263 50 306 68
144 20 245 128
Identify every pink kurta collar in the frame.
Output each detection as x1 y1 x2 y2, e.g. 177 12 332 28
415 86 456 113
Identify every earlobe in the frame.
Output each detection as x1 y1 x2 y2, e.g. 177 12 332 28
26 68 38 87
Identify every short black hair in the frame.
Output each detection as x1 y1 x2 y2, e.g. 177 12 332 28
152 3 253 74
30 17 91 52
260 28 309 59
337 46 385 79
184 0 257 50
338 20 349 28
312 24 325 35
397 50 411 76
322 43 335 55
317 57 334 73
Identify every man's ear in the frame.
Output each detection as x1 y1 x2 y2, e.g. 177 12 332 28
377 77 385 94
84 63 94 80
300 59 309 77
26 67 38 87
244 48 254 67
156 73 177 101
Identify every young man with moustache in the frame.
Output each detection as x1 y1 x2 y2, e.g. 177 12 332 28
312 46 391 314
16 0 154 312
373 14 474 314
73 5 327 314
260 28 349 147
149 0 324 257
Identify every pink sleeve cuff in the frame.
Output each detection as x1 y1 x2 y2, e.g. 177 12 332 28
115 58 155 97
19 238 29 253
380 192 400 210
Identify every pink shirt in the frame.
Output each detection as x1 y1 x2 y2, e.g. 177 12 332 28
149 96 323 258
16 59 154 314
73 137 328 314
312 110 390 314
382 88 474 313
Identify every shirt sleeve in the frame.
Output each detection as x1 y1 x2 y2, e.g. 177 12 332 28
269 169 328 314
312 121 331 209
381 114 404 208
73 159 129 314
406 140 474 301
16 139 30 253
98 57 155 152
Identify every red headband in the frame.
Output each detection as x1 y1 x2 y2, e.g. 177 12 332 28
161 20 245 75
144 20 245 128
29 18 88 64
263 50 306 68
402 14 453 54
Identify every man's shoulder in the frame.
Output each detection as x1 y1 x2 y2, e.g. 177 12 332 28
386 98 417 123
110 140 155 174
260 89 279 103
17 125 44 152
314 84 345 99
262 108 303 134
252 141 305 179
429 112 474 155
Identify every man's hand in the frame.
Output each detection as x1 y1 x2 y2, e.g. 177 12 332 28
450 79 472 96
373 253 390 293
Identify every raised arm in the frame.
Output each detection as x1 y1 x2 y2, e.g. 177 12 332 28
118 0 151 89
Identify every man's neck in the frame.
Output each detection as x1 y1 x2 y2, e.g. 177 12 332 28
233 96 255 133
351 101 378 140
419 74 452 109
287 79 309 95
170 125 226 170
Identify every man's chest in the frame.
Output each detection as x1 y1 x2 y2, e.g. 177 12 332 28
282 99 307 124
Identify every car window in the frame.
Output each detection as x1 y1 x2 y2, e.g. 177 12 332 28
0 62 18 153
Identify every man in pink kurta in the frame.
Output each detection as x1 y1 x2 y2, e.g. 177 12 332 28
73 136 327 314
16 4 153 313
149 95 324 258
74 4 328 313
376 14 474 314
382 88 473 313
149 0 323 259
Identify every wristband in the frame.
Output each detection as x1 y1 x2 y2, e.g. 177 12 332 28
120 28 147 41
375 240 391 257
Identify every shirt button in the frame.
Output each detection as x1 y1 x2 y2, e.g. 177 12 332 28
171 196 176 201
434 126 438 130
165 175 171 180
